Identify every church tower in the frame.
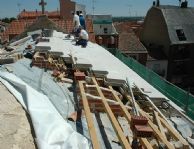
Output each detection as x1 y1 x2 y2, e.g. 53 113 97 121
60 0 76 19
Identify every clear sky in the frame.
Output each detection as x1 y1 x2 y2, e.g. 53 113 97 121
0 0 194 18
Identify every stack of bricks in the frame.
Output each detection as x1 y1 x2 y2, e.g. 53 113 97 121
131 115 153 138
74 71 86 81
32 52 64 70
32 56 56 70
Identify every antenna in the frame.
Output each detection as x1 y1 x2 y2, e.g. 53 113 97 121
17 2 21 13
127 4 132 17
92 0 96 15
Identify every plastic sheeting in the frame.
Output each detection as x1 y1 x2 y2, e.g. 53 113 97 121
0 72 91 149
0 59 124 149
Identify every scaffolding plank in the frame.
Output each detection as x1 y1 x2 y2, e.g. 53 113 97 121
109 86 153 149
92 77 132 149
78 81 101 149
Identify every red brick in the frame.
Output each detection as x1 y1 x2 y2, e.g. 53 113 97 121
134 125 153 138
131 116 148 125
74 72 85 81
35 57 45 61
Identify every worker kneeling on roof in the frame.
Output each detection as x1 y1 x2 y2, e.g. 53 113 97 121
76 26 88 48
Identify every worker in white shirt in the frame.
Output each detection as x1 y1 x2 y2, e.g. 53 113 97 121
72 11 81 36
76 26 89 47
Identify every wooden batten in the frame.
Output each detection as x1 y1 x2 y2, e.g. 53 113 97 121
91 77 132 149
78 81 101 149
109 86 154 149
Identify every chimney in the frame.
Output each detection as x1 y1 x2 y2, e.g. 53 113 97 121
156 0 160 7
181 0 188 8
153 1 156 6
59 0 76 19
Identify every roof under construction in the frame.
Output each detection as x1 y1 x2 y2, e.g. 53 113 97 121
0 29 194 149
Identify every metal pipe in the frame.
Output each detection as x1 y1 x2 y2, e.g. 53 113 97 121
126 77 139 116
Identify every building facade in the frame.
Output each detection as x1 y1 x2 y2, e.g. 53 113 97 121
88 15 119 48
140 3 194 92
0 0 95 43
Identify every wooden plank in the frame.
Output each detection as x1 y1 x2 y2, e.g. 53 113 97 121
126 95 174 149
159 117 190 149
78 81 101 149
153 111 167 139
109 86 153 149
140 110 175 149
92 78 132 149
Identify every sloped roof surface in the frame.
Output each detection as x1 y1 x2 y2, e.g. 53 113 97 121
1 17 95 42
114 22 147 53
1 20 34 42
17 16 63 39
156 5 194 44
25 16 62 32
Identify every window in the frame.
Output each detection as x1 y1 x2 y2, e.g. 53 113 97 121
176 29 186 41
104 28 108 34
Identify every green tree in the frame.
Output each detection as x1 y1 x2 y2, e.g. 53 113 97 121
1 17 16 23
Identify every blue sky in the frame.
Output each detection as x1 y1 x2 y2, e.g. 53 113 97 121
0 0 194 18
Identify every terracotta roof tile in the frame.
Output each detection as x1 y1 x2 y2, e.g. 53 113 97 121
55 20 72 33
55 18 94 34
1 17 95 42
18 11 60 19
0 20 33 41
114 22 147 53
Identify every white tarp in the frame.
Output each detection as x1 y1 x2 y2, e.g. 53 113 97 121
0 72 91 149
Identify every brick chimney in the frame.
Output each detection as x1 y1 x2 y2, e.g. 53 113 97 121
60 0 76 20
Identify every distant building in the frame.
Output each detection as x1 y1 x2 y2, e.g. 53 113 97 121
0 21 8 33
146 48 168 78
18 0 86 21
18 10 61 20
60 0 86 19
88 15 119 48
119 30 147 65
0 21 8 43
114 22 147 65
0 0 95 43
140 2 194 91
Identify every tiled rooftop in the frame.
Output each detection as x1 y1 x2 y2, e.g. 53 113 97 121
1 20 33 42
18 11 60 19
114 22 147 53
1 17 95 43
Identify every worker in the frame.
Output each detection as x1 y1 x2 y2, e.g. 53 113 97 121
76 26 89 48
79 13 86 30
72 11 81 36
